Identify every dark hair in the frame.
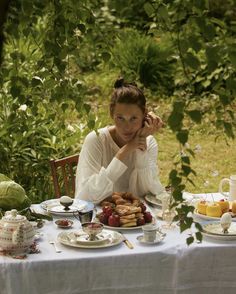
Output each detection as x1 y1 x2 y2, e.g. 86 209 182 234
110 77 146 116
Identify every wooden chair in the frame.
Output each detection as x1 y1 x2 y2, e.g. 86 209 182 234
50 154 79 198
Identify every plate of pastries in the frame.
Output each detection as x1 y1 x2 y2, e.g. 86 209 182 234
97 192 154 229
194 198 236 221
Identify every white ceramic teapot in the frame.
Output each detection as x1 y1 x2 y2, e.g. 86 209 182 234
0 209 35 254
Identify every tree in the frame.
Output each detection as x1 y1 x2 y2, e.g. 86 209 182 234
144 0 236 244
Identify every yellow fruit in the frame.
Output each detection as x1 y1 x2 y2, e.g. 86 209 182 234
206 203 222 217
217 200 229 213
197 201 208 215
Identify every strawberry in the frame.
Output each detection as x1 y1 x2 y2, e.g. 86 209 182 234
143 211 152 223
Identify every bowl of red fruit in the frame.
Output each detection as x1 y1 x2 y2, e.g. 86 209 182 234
82 222 104 241
55 219 73 229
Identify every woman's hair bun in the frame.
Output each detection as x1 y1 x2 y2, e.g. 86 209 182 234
114 77 124 88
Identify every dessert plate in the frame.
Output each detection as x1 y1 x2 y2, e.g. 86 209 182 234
194 210 236 222
70 230 111 245
136 234 164 245
144 194 162 207
41 199 94 216
202 222 236 240
57 230 123 249
203 222 236 236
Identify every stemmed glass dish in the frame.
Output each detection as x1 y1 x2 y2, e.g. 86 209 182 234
82 222 104 241
161 192 176 229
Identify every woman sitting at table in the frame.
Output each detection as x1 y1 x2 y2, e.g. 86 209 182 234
75 77 165 203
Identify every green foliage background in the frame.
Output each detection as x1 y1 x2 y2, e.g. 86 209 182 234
0 0 235 244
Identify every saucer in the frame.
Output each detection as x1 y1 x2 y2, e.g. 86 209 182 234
136 234 164 245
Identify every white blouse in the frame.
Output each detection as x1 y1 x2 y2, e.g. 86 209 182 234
75 127 164 204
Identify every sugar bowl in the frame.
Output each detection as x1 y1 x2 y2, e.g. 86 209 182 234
0 209 35 254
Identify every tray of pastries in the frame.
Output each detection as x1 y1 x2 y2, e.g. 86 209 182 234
96 192 154 230
194 199 236 221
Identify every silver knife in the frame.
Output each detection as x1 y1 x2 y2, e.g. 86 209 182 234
119 232 134 249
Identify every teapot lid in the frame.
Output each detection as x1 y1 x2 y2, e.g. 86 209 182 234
3 209 26 222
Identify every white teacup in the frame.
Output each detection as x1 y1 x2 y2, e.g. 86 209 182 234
142 224 159 242
219 175 236 201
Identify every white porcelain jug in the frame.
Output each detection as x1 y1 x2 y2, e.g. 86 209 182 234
219 175 236 201
0 209 35 254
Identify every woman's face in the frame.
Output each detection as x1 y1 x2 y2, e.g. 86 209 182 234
112 103 145 142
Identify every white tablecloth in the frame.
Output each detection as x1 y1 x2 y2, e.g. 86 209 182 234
1 193 236 294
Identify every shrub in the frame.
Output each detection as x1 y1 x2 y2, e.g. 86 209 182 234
111 29 175 95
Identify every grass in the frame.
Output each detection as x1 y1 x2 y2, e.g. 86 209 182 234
157 129 236 193
83 68 236 195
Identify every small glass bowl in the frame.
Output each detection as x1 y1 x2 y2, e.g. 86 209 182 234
55 219 73 229
82 222 104 241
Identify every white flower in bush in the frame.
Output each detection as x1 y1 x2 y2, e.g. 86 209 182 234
204 180 209 187
211 170 219 177
67 124 75 133
184 142 190 149
18 104 27 111
194 144 202 153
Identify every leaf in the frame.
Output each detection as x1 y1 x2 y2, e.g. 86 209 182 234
229 50 236 68
77 24 86 34
10 86 21 98
168 112 184 131
184 52 200 70
187 110 202 123
144 3 155 16
181 156 190 164
88 119 95 129
173 189 183 201
226 77 236 92
219 95 230 106
223 122 234 139
195 222 203 232
169 169 177 179
188 36 202 52
176 129 189 145
83 103 91 114
32 76 43 87
173 101 185 113
195 231 202 242
186 236 194 246
182 165 192 176
206 46 219 61
158 5 169 20
203 23 216 41
101 52 111 62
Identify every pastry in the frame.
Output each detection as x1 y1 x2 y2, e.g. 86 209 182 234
206 203 222 217
121 221 137 227
217 199 229 213
232 200 236 214
197 201 208 215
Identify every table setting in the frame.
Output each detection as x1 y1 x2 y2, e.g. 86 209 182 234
1 176 236 294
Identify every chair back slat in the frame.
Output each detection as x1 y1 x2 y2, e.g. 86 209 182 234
50 154 79 198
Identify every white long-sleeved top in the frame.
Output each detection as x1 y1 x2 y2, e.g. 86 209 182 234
75 127 164 204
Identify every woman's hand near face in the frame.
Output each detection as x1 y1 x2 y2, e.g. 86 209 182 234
139 112 164 137
115 129 147 161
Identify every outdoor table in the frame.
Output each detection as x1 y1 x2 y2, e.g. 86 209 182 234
1 194 236 294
